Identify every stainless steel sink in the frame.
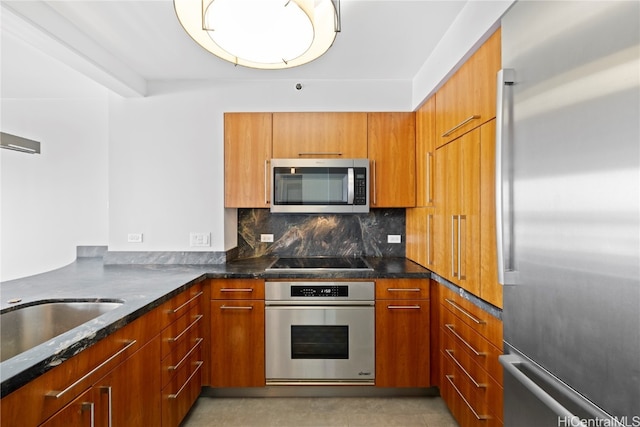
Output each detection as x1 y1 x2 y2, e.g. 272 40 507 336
0 300 123 362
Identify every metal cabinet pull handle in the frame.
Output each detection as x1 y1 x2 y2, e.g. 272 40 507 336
220 288 254 292
445 349 486 388
169 338 203 371
445 324 485 357
81 402 96 427
171 291 203 314
220 305 253 310
46 340 137 399
168 315 203 343
426 152 433 203
387 305 421 309
444 299 485 324
99 386 113 427
427 213 433 266
445 375 489 421
386 288 421 292
451 215 457 278
441 115 480 137
298 152 343 156
458 214 466 280
168 361 203 399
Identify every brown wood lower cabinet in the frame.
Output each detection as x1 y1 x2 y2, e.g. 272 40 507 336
375 279 430 387
210 279 265 387
437 283 503 427
0 283 206 427
160 284 204 427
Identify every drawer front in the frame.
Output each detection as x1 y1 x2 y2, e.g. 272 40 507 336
161 346 203 427
441 308 503 384
161 303 203 359
210 279 264 300
160 283 203 329
442 349 503 426
441 286 502 348
161 328 203 387
376 279 430 300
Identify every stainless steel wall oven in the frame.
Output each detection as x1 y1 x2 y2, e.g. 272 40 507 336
265 281 375 385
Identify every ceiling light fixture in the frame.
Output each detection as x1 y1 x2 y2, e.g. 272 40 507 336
174 0 340 69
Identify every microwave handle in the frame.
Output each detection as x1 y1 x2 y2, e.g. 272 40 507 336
347 168 355 204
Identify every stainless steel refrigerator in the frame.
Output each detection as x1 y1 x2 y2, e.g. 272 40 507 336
497 1 640 426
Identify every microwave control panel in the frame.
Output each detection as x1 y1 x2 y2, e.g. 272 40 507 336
354 167 367 205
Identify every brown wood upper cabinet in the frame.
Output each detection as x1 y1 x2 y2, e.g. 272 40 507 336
272 112 368 158
224 113 272 208
368 112 416 208
415 96 436 207
435 28 501 147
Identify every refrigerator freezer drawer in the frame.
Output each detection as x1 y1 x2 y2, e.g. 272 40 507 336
500 351 618 427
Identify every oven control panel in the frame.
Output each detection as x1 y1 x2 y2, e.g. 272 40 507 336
291 285 348 297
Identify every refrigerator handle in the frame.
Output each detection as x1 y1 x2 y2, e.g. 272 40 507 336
495 68 518 285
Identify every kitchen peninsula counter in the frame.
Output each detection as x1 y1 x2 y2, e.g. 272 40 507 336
0 256 430 396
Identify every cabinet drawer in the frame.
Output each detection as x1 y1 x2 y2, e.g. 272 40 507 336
161 303 203 359
376 279 430 300
160 283 203 329
161 346 203 427
442 349 503 426
441 308 503 384
441 286 502 348
210 279 264 300
161 335 203 388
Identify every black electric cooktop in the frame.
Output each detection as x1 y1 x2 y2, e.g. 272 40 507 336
265 257 373 272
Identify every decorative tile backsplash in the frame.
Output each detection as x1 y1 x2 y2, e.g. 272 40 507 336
237 208 405 258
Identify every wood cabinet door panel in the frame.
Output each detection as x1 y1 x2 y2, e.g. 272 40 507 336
376 299 430 387
416 96 436 207
368 112 416 207
224 113 272 208
479 120 502 308
272 112 367 158
210 300 265 387
435 28 501 146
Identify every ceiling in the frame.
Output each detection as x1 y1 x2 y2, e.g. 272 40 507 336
1 1 472 97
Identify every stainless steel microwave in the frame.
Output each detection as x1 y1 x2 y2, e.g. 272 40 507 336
270 158 369 213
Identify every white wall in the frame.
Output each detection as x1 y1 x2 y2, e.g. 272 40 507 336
1 32 109 281
108 79 412 252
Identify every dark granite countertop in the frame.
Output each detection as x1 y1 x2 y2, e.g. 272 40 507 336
0 256 430 396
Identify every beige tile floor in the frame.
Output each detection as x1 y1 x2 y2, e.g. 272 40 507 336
180 396 459 427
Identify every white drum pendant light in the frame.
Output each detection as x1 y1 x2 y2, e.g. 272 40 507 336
174 0 340 69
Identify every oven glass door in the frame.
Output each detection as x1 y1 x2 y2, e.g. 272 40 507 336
265 306 374 383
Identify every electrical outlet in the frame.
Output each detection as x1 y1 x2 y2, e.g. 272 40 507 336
127 233 143 243
190 232 211 247
387 234 401 244
260 234 274 243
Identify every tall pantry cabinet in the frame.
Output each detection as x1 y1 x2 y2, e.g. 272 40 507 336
408 28 504 427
